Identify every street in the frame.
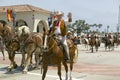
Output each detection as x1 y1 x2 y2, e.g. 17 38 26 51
0 43 120 80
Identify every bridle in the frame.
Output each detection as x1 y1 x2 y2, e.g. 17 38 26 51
43 33 56 52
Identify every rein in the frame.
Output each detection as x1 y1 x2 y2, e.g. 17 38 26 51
43 40 55 52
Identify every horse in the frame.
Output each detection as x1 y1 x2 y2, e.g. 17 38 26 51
15 26 31 67
102 36 114 51
66 32 80 45
89 36 100 53
22 32 43 73
81 36 89 50
42 28 78 80
113 35 120 48
0 22 19 71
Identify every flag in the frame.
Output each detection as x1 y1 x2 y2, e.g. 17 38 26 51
7 9 13 22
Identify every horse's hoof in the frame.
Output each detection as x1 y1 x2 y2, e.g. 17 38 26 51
7 68 12 72
22 71 27 74
20 64 25 68
14 64 18 69
33 67 40 70
69 77 72 80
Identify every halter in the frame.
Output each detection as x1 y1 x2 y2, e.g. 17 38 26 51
43 35 55 52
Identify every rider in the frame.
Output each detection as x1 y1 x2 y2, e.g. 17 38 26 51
50 11 72 61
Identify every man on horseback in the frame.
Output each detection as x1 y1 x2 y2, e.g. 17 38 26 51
50 11 72 61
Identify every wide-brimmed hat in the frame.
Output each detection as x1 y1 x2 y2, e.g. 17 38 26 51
70 28 74 32
56 11 64 16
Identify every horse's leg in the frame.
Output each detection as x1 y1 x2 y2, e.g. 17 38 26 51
30 54 33 65
105 43 107 51
42 63 48 80
1 50 5 60
23 43 37 73
23 52 32 74
34 51 41 69
91 46 93 53
108 44 111 51
57 62 62 80
62 60 68 80
21 51 26 68
8 52 17 71
112 42 114 51
95 45 98 52
86 44 88 50
69 59 74 80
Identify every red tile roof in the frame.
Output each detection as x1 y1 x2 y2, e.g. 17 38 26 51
0 4 52 14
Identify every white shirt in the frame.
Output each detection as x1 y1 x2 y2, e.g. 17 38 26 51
54 21 61 34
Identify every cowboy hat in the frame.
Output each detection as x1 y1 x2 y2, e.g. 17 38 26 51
56 11 64 16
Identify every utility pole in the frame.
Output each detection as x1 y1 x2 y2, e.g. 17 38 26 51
12 9 16 27
117 5 120 33
107 25 109 33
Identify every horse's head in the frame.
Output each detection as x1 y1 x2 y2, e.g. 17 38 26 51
16 26 30 41
0 23 4 36
0 23 13 41
43 27 55 52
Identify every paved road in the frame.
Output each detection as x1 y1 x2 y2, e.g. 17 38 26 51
0 43 120 80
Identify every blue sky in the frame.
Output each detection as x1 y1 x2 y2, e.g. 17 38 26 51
0 0 120 32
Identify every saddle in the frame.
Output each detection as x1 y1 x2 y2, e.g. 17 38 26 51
53 35 71 60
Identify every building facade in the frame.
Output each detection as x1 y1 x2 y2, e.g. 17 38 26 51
0 4 52 32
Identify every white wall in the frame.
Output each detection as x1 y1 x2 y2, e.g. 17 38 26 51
0 11 51 32
33 12 50 32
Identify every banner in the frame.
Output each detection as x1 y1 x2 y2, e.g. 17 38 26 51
7 9 13 22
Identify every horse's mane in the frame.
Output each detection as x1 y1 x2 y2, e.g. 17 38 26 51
17 26 30 37
0 20 7 26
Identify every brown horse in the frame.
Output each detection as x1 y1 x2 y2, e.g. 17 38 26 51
0 22 19 71
103 36 114 51
113 35 120 48
22 32 43 73
89 36 100 53
15 26 31 67
42 28 78 80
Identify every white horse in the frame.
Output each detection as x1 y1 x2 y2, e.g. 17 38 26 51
16 26 31 67
17 26 30 37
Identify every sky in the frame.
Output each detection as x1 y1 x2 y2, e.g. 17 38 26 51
0 0 120 32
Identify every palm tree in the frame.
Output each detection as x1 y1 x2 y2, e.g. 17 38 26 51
84 23 90 33
98 24 102 32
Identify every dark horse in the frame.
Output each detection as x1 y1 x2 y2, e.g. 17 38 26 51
113 35 120 47
42 28 78 80
0 22 19 71
103 36 114 51
89 36 100 53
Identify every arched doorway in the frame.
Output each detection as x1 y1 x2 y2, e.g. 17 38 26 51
15 19 28 27
37 20 47 33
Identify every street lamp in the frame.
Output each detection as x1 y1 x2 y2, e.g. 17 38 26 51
117 24 120 33
107 25 109 33
12 9 16 27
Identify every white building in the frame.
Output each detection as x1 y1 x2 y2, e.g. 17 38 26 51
0 4 52 32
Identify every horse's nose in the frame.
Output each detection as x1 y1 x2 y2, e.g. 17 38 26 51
42 46 48 52
44 47 48 50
